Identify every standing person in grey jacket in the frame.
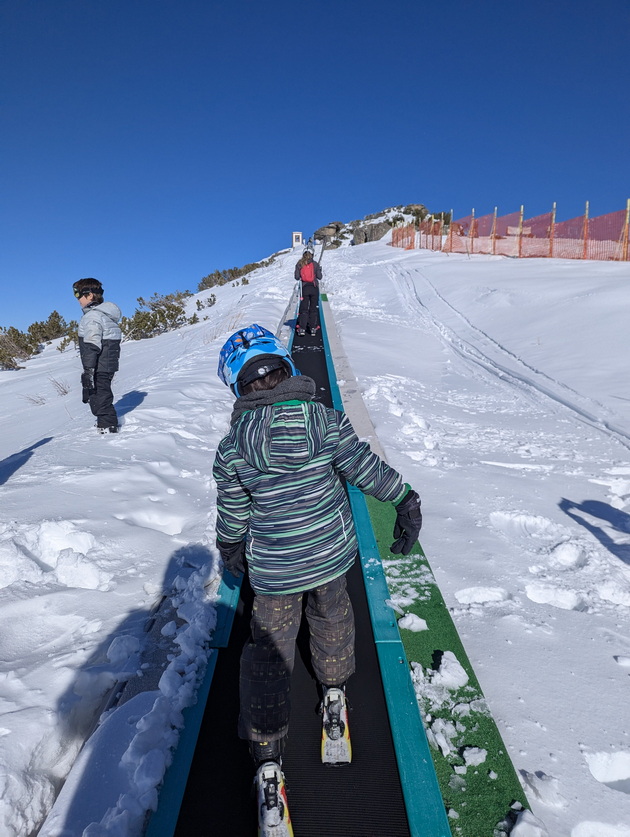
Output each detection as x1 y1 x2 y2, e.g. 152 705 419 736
73 278 122 433
213 324 423 778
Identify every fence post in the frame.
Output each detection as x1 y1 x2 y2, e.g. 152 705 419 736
469 208 475 254
549 202 556 258
582 201 589 260
518 205 524 258
491 206 497 255
622 199 630 262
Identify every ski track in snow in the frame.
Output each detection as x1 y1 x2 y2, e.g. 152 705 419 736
324 245 630 836
394 264 630 452
326 250 630 621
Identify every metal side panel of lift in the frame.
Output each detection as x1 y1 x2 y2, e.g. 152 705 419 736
144 572 242 837
320 299 452 837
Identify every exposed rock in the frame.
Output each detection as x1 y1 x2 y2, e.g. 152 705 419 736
403 203 428 217
351 221 391 245
314 222 345 240
313 205 431 249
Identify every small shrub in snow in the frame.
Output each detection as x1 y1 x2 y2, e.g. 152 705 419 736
120 291 195 341
49 377 71 397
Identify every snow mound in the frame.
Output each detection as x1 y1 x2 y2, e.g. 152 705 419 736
525 583 584 611
548 541 587 569
520 769 568 808
397 613 428 632
489 511 560 541
454 586 509 605
584 750 630 795
511 809 549 836
572 824 630 837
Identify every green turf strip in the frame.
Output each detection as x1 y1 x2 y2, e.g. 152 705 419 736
364 495 529 837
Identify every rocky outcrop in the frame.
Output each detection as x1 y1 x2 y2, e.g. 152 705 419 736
351 221 390 245
314 222 345 240
313 205 430 248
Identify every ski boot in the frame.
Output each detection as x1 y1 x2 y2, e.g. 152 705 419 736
321 685 352 764
250 739 284 764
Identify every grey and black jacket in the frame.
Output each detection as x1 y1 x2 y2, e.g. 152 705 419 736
78 301 122 373
213 376 407 595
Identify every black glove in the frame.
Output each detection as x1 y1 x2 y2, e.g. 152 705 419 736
391 490 422 555
217 539 246 577
81 369 96 403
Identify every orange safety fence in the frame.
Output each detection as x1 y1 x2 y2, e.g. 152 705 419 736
585 209 628 261
446 214 472 254
551 213 589 260
391 224 416 249
391 201 630 261
418 218 444 250
494 211 524 257
520 212 555 258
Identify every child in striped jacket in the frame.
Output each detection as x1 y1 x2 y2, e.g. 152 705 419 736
213 324 422 769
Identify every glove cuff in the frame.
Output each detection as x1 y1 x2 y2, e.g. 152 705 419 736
395 488 420 511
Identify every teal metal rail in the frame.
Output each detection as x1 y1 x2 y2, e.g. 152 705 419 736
319 303 451 837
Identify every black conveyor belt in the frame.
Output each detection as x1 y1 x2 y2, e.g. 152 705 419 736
174 326 411 837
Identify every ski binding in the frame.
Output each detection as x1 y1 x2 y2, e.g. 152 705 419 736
256 760 293 837
321 686 352 764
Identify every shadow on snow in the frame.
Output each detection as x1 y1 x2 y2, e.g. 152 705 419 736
0 437 53 486
559 497 630 566
114 390 148 418
48 543 218 835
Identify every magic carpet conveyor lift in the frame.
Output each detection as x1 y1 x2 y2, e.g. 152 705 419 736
144 300 451 837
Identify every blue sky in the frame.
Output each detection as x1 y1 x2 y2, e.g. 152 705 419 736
1 0 628 331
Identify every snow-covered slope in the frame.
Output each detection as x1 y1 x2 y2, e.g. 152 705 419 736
1 242 629 837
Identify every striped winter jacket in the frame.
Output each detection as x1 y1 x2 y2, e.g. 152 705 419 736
213 397 408 595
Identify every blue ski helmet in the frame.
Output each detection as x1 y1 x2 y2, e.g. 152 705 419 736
217 324 299 396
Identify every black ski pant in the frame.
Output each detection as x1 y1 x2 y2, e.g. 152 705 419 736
297 283 320 332
238 574 355 743
88 371 118 429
